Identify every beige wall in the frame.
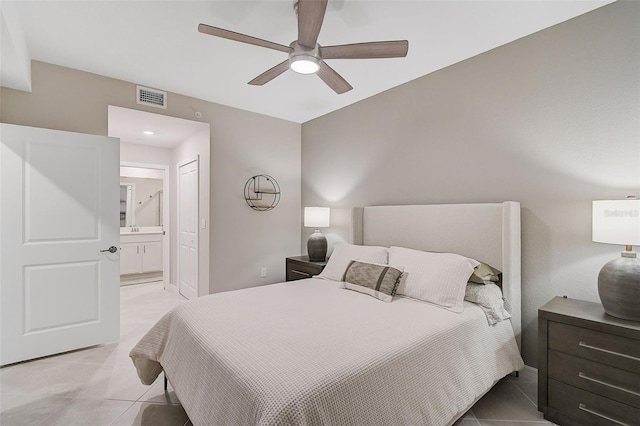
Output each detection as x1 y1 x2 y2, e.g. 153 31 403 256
301 1 640 367
1 60 302 294
208 105 302 292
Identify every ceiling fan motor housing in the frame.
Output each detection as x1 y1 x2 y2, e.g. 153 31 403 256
289 41 321 74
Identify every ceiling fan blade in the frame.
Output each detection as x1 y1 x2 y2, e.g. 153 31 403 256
316 61 352 94
248 60 290 86
297 0 328 48
198 23 291 53
321 40 409 59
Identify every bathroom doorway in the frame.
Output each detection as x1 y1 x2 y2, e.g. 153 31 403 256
108 105 210 295
119 162 169 287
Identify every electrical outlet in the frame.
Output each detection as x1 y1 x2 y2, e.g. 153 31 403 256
260 267 267 278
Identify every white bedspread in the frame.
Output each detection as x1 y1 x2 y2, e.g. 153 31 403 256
131 279 524 426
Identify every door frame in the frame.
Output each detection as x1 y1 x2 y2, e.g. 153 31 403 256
177 155 199 299
120 161 170 290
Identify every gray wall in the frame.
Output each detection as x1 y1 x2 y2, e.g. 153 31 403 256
301 1 640 367
1 60 302 294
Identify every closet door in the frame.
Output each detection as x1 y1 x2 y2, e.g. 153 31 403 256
177 157 198 300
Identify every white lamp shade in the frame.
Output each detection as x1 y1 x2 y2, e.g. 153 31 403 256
592 199 640 245
304 207 330 228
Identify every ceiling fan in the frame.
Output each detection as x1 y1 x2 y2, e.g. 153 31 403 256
198 0 409 94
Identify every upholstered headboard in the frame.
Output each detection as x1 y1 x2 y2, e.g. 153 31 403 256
351 202 522 350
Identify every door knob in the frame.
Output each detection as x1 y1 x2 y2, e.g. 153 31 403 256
100 246 118 253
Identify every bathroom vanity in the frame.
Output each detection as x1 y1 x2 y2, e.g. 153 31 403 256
120 227 163 276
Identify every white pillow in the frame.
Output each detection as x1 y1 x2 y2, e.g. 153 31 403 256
389 246 479 313
317 243 389 282
465 283 512 325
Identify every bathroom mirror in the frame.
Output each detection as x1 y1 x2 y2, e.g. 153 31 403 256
119 177 163 227
120 184 134 227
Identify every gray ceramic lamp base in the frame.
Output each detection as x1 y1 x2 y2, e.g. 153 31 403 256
598 252 640 322
307 231 327 262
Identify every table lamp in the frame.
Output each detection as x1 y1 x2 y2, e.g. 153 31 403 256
304 207 330 262
592 197 640 321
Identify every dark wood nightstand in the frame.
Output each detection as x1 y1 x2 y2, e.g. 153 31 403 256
285 256 327 281
538 296 640 426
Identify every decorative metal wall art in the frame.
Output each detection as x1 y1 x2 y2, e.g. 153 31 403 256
244 174 280 211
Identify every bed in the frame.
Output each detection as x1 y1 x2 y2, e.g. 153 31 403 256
131 202 524 425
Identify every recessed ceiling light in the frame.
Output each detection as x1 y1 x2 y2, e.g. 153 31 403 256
143 130 154 135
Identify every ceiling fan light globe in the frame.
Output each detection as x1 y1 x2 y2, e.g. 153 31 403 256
290 57 320 74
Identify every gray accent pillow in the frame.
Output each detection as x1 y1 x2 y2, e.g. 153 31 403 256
468 262 502 285
340 260 403 303
464 283 511 325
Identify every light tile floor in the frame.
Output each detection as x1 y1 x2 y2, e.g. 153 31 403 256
1 283 552 426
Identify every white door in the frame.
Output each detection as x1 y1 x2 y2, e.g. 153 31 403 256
177 157 198 300
0 124 120 365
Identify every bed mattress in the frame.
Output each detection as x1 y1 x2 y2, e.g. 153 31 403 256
131 278 524 425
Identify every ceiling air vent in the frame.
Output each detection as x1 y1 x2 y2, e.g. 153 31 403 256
136 86 167 109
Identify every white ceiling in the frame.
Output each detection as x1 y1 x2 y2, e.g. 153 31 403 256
108 106 210 148
5 1 613 123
